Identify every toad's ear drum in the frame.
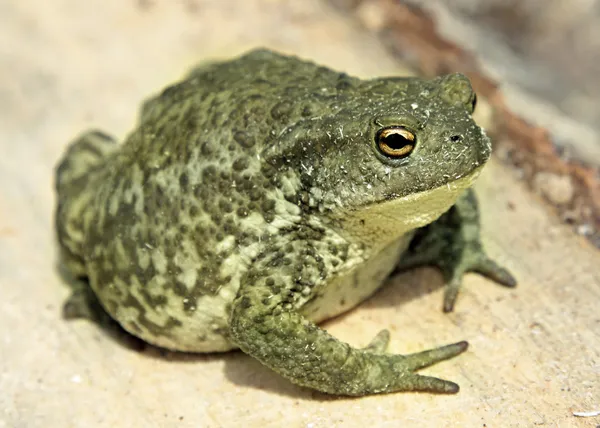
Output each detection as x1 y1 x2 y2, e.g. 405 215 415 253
438 73 477 114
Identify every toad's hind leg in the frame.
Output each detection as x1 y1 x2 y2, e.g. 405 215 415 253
55 130 117 196
55 130 117 276
55 130 118 320
61 276 112 324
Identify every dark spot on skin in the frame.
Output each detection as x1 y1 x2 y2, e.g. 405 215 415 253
179 172 189 190
210 214 222 225
218 180 231 193
239 175 252 188
218 199 233 213
249 188 263 201
200 141 214 156
240 297 251 309
140 288 168 308
261 199 276 213
232 157 249 171
121 292 180 338
270 101 292 121
183 298 197 313
286 192 301 206
195 186 210 200
260 163 276 179
172 281 188 297
233 130 255 148
301 105 314 117
223 218 235 233
202 165 217 182
336 73 353 90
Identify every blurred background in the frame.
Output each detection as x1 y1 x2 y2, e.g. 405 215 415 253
411 0 600 148
334 0 600 165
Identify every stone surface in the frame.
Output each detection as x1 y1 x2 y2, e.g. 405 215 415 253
533 172 575 205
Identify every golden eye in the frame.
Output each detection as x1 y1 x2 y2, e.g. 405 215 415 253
376 127 416 158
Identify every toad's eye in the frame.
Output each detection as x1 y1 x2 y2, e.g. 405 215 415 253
376 127 416 159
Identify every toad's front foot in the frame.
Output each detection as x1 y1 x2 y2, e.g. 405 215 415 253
441 248 516 312
397 189 516 312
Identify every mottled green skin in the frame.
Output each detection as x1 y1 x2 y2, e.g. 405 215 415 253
55 49 515 396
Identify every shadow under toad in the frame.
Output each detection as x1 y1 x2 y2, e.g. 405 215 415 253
365 267 447 311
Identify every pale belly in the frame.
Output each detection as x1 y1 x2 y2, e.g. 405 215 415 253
301 235 412 323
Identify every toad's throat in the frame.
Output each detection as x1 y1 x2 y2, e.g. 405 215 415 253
341 165 485 247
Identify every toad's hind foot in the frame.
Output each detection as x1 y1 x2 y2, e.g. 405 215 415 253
62 279 113 326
